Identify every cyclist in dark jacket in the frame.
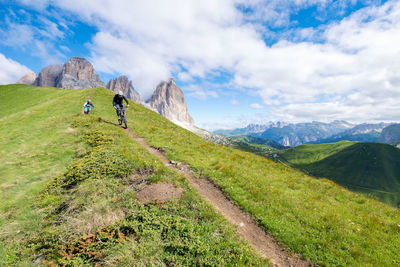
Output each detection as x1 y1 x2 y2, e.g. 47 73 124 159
113 90 129 117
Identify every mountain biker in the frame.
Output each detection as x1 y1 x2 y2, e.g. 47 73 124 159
83 99 95 114
113 90 129 124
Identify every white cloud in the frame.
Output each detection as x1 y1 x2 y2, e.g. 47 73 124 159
16 0 51 10
37 17 65 40
37 0 256 99
234 0 374 28
250 103 264 109
0 53 32 84
15 0 400 123
0 23 34 47
184 84 219 100
232 0 400 122
0 9 67 64
231 100 240 105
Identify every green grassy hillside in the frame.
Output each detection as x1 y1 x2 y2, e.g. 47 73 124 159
2 85 400 266
0 85 266 266
278 142 400 207
277 141 356 165
228 135 284 156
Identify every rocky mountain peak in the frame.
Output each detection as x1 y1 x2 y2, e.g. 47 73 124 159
147 79 194 125
34 64 63 87
168 78 176 85
107 75 141 103
33 57 105 89
56 57 105 89
17 72 36 85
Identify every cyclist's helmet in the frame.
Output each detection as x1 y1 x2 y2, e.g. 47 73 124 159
118 91 123 96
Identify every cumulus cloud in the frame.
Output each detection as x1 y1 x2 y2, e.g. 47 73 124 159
0 53 32 84
259 1 400 122
47 0 252 99
14 0 400 123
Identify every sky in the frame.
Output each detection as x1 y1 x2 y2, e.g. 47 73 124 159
0 0 399 130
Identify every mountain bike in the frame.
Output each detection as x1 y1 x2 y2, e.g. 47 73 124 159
84 105 92 114
116 105 128 129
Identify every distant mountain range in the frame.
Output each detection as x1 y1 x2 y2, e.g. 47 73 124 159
215 121 400 147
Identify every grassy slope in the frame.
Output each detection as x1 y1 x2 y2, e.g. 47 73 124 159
0 85 87 265
227 135 284 157
2 85 400 266
278 142 400 207
277 141 357 166
0 85 266 266
89 88 400 266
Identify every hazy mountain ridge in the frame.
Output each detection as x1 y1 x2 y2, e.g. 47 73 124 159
379 124 400 144
214 122 289 136
216 121 399 146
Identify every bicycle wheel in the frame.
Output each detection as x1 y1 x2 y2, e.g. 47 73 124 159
123 115 127 129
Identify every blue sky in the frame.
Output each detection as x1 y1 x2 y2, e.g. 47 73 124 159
1 0 399 130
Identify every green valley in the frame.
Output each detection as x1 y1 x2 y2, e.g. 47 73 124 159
277 141 400 207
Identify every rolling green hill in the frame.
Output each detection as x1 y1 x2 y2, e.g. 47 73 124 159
277 142 400 207
1 85 400 266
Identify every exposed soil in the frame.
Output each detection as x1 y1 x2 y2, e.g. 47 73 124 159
125 128 311 267
136 182 184 205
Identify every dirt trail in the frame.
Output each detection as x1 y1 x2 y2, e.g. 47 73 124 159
124 128 310 267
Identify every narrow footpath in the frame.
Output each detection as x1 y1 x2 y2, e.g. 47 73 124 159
124 127 311 267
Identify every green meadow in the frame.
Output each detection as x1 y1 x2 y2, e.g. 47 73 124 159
1 85 400 266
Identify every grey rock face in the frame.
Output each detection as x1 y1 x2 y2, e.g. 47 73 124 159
147 78 194 125
56 57 105 89
17 72 36 85
107 76 141 103
34 65 63 87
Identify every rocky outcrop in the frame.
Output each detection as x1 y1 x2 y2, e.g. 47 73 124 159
56 57 105 89
33 57 105 89
17 72 36 85
34 65 63 87
147 78 194 125
107 76 141 103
